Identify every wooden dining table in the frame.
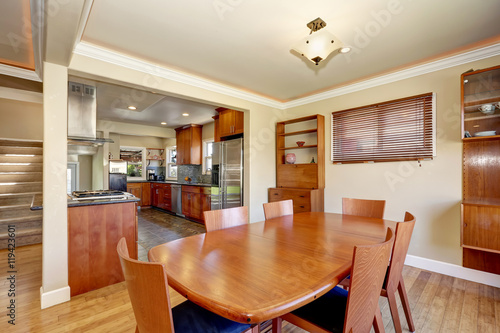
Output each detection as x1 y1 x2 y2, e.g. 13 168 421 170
148 212 397 324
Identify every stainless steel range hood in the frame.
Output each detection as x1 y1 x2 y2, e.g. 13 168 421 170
67 82 113 150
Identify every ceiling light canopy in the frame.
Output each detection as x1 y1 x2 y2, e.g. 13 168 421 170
292 17 350 66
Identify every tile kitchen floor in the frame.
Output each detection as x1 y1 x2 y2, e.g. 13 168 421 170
137 207 206 261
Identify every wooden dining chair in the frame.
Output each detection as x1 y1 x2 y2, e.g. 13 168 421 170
204 206 248 232
263 199 293 220
339 212 416 333
342 197 386 219
117 238 258 333
272 228 395 333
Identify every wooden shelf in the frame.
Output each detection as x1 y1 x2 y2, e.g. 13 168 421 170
278 129 317 137
279 145 318 150
462 135 500 142
464 113 500 121
146 158 164 161
462 199 500 207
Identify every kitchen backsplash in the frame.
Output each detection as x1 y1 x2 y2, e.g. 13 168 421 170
177 165 211 184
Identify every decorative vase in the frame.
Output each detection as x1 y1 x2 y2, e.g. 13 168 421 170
285 153 296 164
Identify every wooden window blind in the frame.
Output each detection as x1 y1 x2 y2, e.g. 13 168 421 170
331 93 435 163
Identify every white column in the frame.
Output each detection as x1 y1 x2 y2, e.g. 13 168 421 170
41 62 70 309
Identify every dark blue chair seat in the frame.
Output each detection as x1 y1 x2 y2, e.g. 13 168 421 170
173 300 252 333
290 286 348 333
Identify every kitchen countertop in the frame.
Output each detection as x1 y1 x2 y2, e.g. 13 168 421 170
30 193 140 211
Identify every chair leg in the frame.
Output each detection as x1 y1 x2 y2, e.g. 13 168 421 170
373 304 385 333
272 318 282 333
249 324 260 333
387 290 403 333
398 278 415 332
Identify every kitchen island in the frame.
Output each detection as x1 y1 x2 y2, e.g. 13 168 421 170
32 193 140 297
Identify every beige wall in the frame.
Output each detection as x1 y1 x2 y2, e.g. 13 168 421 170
120 134 165 148
0 98 43 140
285 55 500 265
202 121 214 140
78 155 93 190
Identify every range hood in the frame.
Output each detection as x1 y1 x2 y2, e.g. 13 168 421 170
67 82 113 150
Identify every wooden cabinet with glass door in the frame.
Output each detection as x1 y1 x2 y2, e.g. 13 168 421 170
461 64 500 275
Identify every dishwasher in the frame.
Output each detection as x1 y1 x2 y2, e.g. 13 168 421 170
171 184 184 216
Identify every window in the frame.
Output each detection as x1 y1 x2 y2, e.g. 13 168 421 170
203 140 214 174
120 147 145 180
166 147 177 178
331 93 435 163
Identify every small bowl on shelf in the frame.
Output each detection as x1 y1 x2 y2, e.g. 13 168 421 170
296 141 305 147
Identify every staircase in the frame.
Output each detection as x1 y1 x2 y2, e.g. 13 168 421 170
0 139 43 249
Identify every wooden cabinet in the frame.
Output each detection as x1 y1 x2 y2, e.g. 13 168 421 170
216 107 244 138
182 185 210 223
141 182 151 206
175 124 203 165
461 65 500 275
269 115 325 213
268 188 324 213
127 183 142 206
68 201 137 296
152 183 171 211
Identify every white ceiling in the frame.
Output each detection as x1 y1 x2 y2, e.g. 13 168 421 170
81 0 500 101
93 81 218 128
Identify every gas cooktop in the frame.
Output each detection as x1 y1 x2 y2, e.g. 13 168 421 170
71 190 130 201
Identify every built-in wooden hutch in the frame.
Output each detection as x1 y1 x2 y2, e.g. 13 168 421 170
461 64 500 275
268 115 324 213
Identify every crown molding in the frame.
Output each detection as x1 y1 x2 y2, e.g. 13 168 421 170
73 42 500 110
0 63 41 82
73 42 284 109
30 0 44 80
284 43 500 108
0 86 43 104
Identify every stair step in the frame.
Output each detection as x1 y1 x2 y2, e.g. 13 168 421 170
0 146 43 155
0 182 43 194
0 228 42 249
0 172 43 182
0 163 43 172
0 205 42 220
0 154 43 163
0 193 37 206
0 139 43 148
0 217 42 230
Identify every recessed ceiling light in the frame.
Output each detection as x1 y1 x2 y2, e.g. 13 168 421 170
182 113 189 116
128 106 137 110
339 47 351 54
161 122 167 125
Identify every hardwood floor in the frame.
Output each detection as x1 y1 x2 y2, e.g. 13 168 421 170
0 209 499 332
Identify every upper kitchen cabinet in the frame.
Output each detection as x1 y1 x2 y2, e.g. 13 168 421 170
216 107 244 138
175 124 203 165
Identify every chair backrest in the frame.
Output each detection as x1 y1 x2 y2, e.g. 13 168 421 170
117 238 175 333
204 206 249 232
263 199 294 220
342 198 386 219
344 228 394 333
385 212 416 292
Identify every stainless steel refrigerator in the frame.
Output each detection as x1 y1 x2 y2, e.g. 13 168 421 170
211 138 243 210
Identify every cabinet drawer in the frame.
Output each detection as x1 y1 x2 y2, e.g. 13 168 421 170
182 185 202 193
268 188 323 213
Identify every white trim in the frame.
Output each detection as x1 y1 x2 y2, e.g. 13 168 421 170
284 43 500 108
0 87 43 104
30 0 44 79
0 63 41 82
40 286 71 309
73 42 284 110
71 0 94 57
73 42 500 109
405 254 500 288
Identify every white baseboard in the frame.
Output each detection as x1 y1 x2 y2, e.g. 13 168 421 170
40 286 71 309
405 255 500 288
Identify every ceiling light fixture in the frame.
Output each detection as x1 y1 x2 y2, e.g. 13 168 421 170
161 122 167 125
292 17 350 65
182 113 189 116
128 106 137 110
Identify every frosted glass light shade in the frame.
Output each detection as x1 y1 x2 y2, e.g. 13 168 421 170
293 30 343 65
